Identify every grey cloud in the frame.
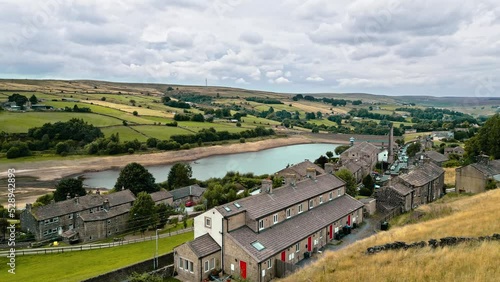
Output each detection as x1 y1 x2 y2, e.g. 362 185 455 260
239 31 263 44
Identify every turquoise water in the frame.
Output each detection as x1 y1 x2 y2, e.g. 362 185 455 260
82 143 340 189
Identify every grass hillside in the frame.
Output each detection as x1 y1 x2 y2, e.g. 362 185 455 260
282 190 500 282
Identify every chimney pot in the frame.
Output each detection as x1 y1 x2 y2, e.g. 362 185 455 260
261 179 273 194
306 167 316 180
324 163 334 175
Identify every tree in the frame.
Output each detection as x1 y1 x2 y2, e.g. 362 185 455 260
133 111 138 116
29 94 38 104
146 137 158 148
34 193 54 207
55 141 70 155
156 203 174 228
335 145 350 155
129 192 158 233
114 162 158 195
167 163 192 189
54 178 86 202
326 151 334 159
101 97 106 101
314 155 329 169
407 142 422 157
465 114 500 159
130 99 136 106
360 175 375 196
335 169 357 197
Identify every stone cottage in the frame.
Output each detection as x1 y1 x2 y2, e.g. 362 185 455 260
455 156 500 193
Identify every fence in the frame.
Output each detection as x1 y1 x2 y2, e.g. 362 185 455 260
275 259 300 278
0 227 193 257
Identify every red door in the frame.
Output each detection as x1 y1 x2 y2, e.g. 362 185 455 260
240 261 247 279
347 215 351 226
329 225 333 240
281 251 286 261
307 236 312 251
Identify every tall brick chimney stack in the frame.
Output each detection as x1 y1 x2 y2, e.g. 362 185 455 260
388 125 394 163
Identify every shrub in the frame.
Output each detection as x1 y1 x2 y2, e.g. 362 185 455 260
181 143 191 150
128 148 134 154
6 147 20 159
133 111 138 116
240 138 246 143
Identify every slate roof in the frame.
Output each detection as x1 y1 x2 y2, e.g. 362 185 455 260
227 195 364 262
188 233 221 258
390 183 413 196
170 185 206 201
341 142 380 159
216 173 346 220
31 189 135 220
470 160 500 177
423 151 449 163
341 160 363 173
275 160 325 178
150 190 173 202
79 204 131 222
398 162 444 187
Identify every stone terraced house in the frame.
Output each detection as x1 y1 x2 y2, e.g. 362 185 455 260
174 162 364 282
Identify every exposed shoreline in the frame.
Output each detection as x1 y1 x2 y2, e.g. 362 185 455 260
0 135 349 182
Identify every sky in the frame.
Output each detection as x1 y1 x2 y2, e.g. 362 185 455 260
1 0 500 97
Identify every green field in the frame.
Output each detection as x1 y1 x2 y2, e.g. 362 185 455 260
101 126 149 142
0 232 193 282
133 125 194 140
0 112 124 133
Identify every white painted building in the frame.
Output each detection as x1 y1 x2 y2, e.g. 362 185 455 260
194 208 224 246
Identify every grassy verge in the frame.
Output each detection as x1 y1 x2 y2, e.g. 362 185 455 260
0 232 193 282
283 189 500 282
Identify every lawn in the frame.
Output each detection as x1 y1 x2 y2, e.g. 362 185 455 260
0 111 124 132
0 232 194 282
132 125 194 140
101 126 149 142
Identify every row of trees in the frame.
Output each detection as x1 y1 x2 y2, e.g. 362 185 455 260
170 126 274 145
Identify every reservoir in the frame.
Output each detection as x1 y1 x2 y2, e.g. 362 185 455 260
82 143 341 189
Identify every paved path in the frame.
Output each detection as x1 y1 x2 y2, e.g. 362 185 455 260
296 216 380 268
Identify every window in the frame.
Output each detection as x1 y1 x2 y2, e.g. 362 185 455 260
252 241 266 251
68 214 73 219
204 261 209 272
273 214 278 224
44 219 50 225
295 243 300 253
210 258 215 270
337 189 341 197
259 220 264 231
286 208 291 218
107 220 111 224
43 230 48 236
262 269 266 277
205 217 211 228
53 217 58 222
184 259 189 271
320 229 323 239
298 204 303 214
288 253 295 260
179 258 183 269
329 192 333 200
52 228 57 233
189 261 194 273
319 196 323 204
309 199 314 209
267 259 272 269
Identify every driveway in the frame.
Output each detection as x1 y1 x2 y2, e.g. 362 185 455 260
296 215 380 268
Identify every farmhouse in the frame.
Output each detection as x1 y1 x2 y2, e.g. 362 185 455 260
375 183 414 214
339 141 380 181
415 151 449 166
275 159 325 181
150 190 174 206
394 161 445 207
174 167 364 282
20 190 135 243
444 146 465 158
170 184 206 207
455 156 500 193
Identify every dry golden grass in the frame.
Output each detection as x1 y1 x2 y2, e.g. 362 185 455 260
282 189 500 282
80 99 174 118
444 167 457 186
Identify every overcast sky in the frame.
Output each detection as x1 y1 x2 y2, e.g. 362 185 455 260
1 0 499 97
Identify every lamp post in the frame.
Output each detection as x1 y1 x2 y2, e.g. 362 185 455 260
154 228 161 269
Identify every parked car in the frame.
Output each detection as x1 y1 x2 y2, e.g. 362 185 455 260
185 200 195 207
